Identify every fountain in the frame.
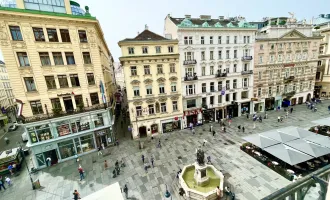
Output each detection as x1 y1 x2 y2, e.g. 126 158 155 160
179 148 224 200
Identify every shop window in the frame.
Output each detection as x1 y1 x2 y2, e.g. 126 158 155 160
60 29 71 42
47 28 59 42
79 134 95 153
90 93 99 105
151 124 158 134
78 30 88 43
92 113 104 128
58 139 75 159
71 116 91 133
33 27 45 41
56 120 71 137
27 124 52 143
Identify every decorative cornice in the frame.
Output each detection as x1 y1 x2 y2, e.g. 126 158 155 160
131 80 140 85
169 76 178 82
157 77 166 83
170 95 180 100
146 99 155 104
159 97 168 102
143 79 153 84
133 101 143 105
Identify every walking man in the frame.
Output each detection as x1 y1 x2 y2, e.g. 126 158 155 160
46 157 51 167
73 190 80 200
123 184 128 199
238 125 241 132
141 155 145 163
97 146 103 156
203 139 207 146
212 130 216 137
78 165 84 181
151 156 154 168
5 177 11 186
157 140 161 148
242 126 245 133
0 179 6 191
278 116 280 122
104 160 108 169
290 107 293 113
210 125 213 132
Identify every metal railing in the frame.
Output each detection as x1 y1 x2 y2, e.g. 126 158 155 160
241 70 253 75
242 56 253 61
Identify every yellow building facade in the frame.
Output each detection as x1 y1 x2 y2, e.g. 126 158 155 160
0 0 115 119
119 27 183 138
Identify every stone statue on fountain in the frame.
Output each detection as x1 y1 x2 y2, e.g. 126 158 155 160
196 148 205 166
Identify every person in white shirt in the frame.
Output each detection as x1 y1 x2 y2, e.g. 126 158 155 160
46 157 51 167
5 177 11 186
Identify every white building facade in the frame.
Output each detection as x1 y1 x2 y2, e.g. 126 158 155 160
164 15 256 126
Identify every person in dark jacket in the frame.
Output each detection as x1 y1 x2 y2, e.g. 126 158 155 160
73 189 80 200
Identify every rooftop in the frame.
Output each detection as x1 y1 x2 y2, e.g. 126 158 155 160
313 14 330 26
119 27 170 43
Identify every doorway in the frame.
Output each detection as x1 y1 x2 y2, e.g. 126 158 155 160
63 97 74 112
291 98 297 105
96 135 108 148
298 97 304 104
307 93 311 101
43 149 58 166
139 126 147 138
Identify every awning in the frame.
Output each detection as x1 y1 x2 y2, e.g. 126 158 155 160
304 134 330 148
260 130 299 143
312 118 330 126
243 134 280 149
263 144 314 165
82 182 124 200
285 139 330 157
277 126 315 138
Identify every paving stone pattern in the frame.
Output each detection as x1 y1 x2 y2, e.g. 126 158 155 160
1 102 329 200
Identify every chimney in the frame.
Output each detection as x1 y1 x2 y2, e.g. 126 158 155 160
185 14 191 19
219 16 224 20
145 24 148 30
167 13 171 17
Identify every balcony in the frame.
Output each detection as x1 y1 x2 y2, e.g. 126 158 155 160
284 76 295 83
184 73 198 81
241 70 253 75
183 60 197 65
282 91 295 97
242 56 253 61
216 70 227 78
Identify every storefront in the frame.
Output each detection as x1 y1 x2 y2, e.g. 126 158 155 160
202 108 215 123
94 128 113 148
183 108 202 127
151 124 158 134
161 117 182 133
226 104 238 118
216 108 225 120
265 98 275 111
240 102 250 114
291 98 297 105
275 96 282 109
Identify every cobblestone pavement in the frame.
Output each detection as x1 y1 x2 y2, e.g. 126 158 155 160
1 101 330 200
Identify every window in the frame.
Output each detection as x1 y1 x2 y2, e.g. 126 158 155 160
244 49 249 56
156 46 161 53
218 51 222 59
300 82 303 91
83 52 92 64
128 47 134 54
86 73 95 85
268 87 272 95
184 52 194 60
258 88 261 96
218 95 222 103
60 29 70 42
201 36 204 44
285 69 289 78
171 83 176 92
17 52 30 66
218 36 222 44
226 36 230 44
210 82 215 92
65 52 75 65
30 100 43 115
78 30 88 43
201 51 205 60
58 75 68 88
33 27 45 41
270 55 274 62
278 54 282 62
293 83 296 91
146 86 152 95
9 26 23 41
53 52 64 65
24 77 36 91
226 94 230 102
226 80 230 90
287 54 291 61
75 95 83 107
260 44 263 50
234 50 237 58
210 66 214 75
90 93 99 105
226 66 229 73
233 79 237 89
259 56 263 64
172 101 178 111
187 99 196 108
47 28 58 42
276 86 280 93
234 36 237 44
243 36 246 44
210 36 213 44
202 67 205 76
161 103 166 112
243 78 248 87
168 46 173 53
49 99 61 113
133 87 140 96
170 63 175 73
70 74 80 87
241 91 248 99
189 36 193 44
218 81 222 91
144 65 150 75
157 64 163 74
184 36 188 45
202 83 206 93
226 50 230 59
309 81 312 89
131 66 137 76
148 104 155 114
244 63 248 71
269 71 273 79
45 76 56 89
39 52 51 66
186 85 195 95
210 96 214 104
159 85 165 94
210 51 214 60
233 93 236 101
136 106 142 116
271 44 274 50
142 46 148 54
247 36 250 43
233 64 237 72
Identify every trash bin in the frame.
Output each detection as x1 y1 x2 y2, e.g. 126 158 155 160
33 179 41 189
24 149 29 156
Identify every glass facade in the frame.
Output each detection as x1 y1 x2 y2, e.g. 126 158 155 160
28 124 52 143
58 139 75 159
24 0 66 13
58 134 95 159
71 5 85 16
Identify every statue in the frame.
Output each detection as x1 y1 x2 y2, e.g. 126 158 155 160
288 12 295 19
196 148 205 165
288 12 297 23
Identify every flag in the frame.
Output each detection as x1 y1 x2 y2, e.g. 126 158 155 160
221 86 226 95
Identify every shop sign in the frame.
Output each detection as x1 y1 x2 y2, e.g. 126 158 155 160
96 130 106 136
57 92 73 97
251 98 258 101
183 108 202 117
284 63 295 67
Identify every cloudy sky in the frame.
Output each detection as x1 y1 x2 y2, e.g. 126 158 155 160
0 0 328 61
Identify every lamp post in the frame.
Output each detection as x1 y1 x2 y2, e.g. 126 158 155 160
164 184 171 198
16 141 35 190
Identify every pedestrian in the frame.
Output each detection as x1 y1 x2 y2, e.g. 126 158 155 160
116 139 119 147
141 155 145 163
192 128 195 134
123 184 128 199
104 160 108 169
46 157 51 167
210 125 213 132
212 130 216 137
78 165 84 181
290 107 293 113
226 114 229 121
5 177 11 186
228 119 232 126
73 189 81 200
151 156 154 168
97 146 103 156
7 164 14 175
144 163 148 173
203 139 207 146
223 127 226 132
246 113 249 119
286 111 289 118
216 186 221 200
0 179 6 191
278 116 280 122
238 125 241 131
157 140 161 148
242 126 245 133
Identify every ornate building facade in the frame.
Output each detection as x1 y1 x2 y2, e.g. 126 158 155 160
253 16 322 112
119 27 183 138
164 14 256 125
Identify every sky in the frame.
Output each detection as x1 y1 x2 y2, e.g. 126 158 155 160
0 0 329 62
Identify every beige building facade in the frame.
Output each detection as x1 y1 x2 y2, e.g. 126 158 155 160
253 17 322 112
119 27 183 138
0 61 13 110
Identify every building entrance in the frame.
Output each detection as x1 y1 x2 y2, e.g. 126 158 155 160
43 149 58 166
139 126 147 138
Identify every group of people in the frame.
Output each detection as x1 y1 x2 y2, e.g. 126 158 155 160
141 154 155 173
0 176 11 191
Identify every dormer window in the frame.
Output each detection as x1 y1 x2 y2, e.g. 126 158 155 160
142 46 148 54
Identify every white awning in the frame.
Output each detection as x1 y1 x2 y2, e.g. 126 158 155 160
82 182 124 200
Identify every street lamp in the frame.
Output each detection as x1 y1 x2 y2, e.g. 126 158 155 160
17 141 35 190
164 184 171 198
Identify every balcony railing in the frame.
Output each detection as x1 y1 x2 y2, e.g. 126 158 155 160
21 104 107 124
282 91 295 97
184 73 198 81
241 56 253 61
241 70 253 75
183 60 197 65
215 73 227 78
284 76 295 82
